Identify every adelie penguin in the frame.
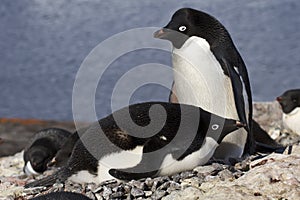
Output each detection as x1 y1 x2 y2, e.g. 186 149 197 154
277 89 300 135
23 128 72 176
25 102 244 187
154 8 282 159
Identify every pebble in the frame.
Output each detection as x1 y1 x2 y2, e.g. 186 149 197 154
151 190 166 200
102 186 112 199
131 187 145 198
145 177 153 188
22 186 47 195
144 190 153 197
218 169 234 181
85 191 96 200
110 191 124 199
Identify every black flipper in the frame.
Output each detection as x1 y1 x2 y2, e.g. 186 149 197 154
109 136 169 180
224 59 248 129
25 167 72 188
252 120 285 153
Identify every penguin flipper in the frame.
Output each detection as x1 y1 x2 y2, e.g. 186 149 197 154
252 119 285 153
109 136 169 180
25 167 71 188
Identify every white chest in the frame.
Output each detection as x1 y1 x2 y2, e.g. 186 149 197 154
69 146 143 184
159 137 218 176
283 107 300 135
172 36 238 119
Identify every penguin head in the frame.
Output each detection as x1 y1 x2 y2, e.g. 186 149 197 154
277 89 300 114
154 8 225 49
217 119 246 143
23 146 53 175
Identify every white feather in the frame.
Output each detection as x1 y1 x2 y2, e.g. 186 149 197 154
172 36 247 159
24 162 40 176
282 107 300 135
159 137 218 176
68 146 143 184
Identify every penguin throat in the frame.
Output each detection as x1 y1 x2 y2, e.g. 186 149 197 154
172 36 238 119
286 107 300 116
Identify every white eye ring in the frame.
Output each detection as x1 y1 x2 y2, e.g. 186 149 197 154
212 124 219 130
178 26 187 32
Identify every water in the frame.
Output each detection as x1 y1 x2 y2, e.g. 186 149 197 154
0 0 299 121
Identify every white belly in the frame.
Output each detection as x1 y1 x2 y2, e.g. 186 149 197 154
69 146 143 184
172 36 237 119
282 107 300 135
172 36 247 159
159 137 218 176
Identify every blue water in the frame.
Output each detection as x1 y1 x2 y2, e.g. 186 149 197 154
0 0 299 121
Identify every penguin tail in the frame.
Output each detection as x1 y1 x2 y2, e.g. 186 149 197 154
25 167 71 188
252 120 285 154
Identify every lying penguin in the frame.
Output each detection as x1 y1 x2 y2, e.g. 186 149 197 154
25 102 243 187
277 89 300 135
23 128 71 176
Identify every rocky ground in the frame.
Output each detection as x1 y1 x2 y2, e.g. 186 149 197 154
0 102 300 200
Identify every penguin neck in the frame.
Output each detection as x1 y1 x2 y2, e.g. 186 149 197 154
172 36 238 119
285 107 300 116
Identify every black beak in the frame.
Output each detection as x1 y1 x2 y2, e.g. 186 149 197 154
154 28 168 39
276 96 282 102
236 121 246 128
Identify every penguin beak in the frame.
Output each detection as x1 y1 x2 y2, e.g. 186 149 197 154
236 121 246 128
276 96 282 102
47 157 57 167
153 28 170 39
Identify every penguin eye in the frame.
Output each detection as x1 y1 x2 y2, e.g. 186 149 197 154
212 124 219 131
178 26 187 32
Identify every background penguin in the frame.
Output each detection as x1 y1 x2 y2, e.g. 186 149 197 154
25 102 243 187
30 191 92 200
154 8 283 160
277 89 300 135
23 128 71 176
48 126 90 168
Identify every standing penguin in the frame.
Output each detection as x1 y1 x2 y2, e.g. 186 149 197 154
154 8 253 160
25 102 243 187
277 89 300 135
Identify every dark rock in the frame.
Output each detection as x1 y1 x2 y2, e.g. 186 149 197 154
151 190 166 200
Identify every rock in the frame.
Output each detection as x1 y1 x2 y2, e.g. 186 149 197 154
144 190 153 197
130 187 145 198
218 169 234 181
199 153 300 199
102 186 112 199
151 190 166 200
166 181 181 193
162 187 203 200
110 191 124 199
85 191 96 200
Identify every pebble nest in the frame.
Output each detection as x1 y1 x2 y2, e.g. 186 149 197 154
1 102 300 200
0 151 262 200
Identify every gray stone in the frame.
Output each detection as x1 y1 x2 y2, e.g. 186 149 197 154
102 186 112 199
145 177 153 188
85 191 96 200
131 187 145 198
218 169 234 181
151 190 166 200
144 190 153 197
110 191 124 199
162 187 203 200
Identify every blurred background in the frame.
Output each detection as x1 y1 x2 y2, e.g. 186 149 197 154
1 0 299 121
